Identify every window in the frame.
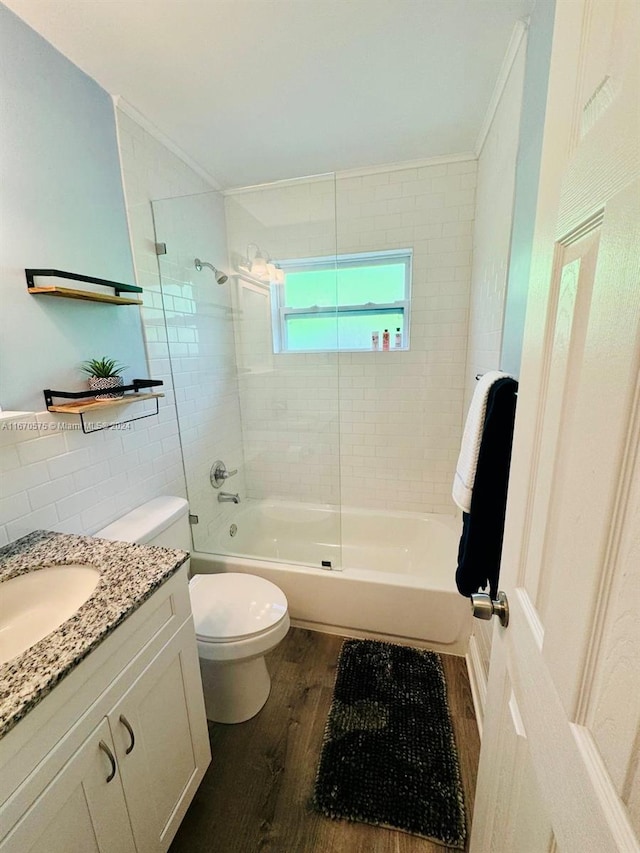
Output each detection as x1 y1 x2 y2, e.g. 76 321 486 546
272 249 411 353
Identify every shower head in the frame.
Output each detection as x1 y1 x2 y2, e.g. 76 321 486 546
194 258 229 285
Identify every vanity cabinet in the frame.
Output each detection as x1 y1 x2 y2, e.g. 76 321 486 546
106 620 208 852
0 718 136 853
0 565 210 853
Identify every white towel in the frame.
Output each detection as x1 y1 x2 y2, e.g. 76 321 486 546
453 371 508 512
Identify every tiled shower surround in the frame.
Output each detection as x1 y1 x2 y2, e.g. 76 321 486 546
116 110 245 549
0 120 475 546
0 110 207 545
226 160 476 514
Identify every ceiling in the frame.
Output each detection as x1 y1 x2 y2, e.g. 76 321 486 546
4 0 533 189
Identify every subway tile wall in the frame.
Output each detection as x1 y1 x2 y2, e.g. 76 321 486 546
463 39 527 703
0 111 228 546
149 191 246 550
117 111 245 550
0 402 184 547
464 42 527 410
1 123 476 545
225 177 342 507
226 160 477 514
337 162 475 513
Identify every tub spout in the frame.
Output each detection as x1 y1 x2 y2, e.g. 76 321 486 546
218 491 240 504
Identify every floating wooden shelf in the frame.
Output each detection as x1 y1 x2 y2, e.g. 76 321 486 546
47 392 164 415
26 269 143 305
43 380 164 434
29 286 142 305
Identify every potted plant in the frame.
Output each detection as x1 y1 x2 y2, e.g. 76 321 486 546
81 357 127 400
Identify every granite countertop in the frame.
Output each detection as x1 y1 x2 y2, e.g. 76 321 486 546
0 530 189 739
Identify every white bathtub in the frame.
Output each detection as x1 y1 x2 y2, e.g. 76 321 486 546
191 500 472 654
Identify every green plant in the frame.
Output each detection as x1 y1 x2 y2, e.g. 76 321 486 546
80 357 128 379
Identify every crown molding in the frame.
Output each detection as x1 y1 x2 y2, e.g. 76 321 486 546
113 96 221 191
223 171 335 196
223 152 477 196
475 19 529 158
336 152 477 179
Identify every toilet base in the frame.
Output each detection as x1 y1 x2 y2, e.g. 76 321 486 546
199 654 271 724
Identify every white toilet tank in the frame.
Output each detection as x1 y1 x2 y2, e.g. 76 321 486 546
96 496 191 550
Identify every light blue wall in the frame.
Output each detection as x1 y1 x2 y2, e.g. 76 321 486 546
501 0 556 376
0 5 146 411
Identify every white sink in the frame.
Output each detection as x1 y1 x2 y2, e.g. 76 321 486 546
0 564 101 664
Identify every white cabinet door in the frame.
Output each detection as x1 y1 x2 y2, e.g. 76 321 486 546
108 618 211 853
0 718 136 853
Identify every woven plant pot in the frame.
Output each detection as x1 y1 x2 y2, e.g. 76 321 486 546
89 376 124 400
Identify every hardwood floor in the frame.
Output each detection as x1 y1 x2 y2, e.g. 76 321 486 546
170 629 480 853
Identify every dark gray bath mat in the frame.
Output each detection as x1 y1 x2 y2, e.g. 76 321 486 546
312 639 466 849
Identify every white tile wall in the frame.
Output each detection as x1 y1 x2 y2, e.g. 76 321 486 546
464 39 527 698
0 111 229 545
225 178 342 507
150 192 246 550
337 162 475 513
465 45 527 410
117 111 246 550
0 404 184 544
226 160 477 514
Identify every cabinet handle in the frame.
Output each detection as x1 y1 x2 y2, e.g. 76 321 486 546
99 740 117 782
119 714 136 754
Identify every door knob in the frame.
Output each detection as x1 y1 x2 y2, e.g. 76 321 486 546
470 591 509 627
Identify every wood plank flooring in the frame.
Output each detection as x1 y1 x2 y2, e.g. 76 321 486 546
170 629 480 853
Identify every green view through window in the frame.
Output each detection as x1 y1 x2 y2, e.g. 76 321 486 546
274 250 411 352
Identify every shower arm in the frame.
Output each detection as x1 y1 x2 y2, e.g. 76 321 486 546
195 258 214 272
194 259 229 284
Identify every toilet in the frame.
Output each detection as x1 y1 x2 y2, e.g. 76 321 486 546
96 496 290 724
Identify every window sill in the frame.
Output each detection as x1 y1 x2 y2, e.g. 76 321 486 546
275 347 410 355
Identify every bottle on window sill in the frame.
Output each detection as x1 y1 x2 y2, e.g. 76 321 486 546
371 331 380 350
382 329 390 351
395 327 402 348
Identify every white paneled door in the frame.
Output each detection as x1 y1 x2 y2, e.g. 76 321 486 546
470 1 640 851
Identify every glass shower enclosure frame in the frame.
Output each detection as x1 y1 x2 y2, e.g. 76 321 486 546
151 175 345 570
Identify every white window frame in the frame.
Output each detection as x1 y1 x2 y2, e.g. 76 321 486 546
272 248 412 353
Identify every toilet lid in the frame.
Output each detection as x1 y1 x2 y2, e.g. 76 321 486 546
189 573 288 641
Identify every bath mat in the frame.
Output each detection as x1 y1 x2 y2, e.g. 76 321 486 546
312 639 466 848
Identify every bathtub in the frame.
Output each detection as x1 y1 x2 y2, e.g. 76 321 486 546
191 500 472 654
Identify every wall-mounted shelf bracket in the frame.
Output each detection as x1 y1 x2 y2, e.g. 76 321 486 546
26 269 143 305
43 380 164 434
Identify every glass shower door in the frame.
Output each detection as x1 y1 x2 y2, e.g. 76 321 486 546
152 175 342 569
223 174 342 568
151 189 243 555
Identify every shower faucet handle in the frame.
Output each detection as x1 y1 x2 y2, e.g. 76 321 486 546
210 460 238 488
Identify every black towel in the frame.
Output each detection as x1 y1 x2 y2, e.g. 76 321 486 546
456 377 518 600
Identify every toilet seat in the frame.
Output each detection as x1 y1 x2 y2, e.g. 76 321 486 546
195 613 291 662
189 573 290 662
